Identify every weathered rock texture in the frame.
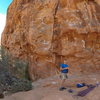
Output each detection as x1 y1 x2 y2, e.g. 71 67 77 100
1 0 100 80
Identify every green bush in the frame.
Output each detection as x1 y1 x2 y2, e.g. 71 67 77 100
0 46 30 79
0 46 32 95
9 78 32 93
12 59 29 79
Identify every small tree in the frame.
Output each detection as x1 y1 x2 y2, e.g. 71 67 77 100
0 46 32 95
13 58 29 79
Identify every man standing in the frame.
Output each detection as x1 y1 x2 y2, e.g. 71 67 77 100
59 64 69 91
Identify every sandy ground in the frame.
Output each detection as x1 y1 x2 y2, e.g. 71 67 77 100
0 73 100 100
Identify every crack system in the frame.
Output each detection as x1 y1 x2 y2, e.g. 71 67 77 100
51 0 63 67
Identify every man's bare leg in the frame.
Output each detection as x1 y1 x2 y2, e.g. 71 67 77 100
61 79 66 87
59 79 66 91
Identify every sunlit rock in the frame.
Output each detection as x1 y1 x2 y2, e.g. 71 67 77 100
1 0 100 80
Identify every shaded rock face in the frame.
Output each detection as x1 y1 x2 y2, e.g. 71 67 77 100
1 0 100 80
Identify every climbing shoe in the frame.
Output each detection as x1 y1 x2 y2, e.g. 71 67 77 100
59 87 66 91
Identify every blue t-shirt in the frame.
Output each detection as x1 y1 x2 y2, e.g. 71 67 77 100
60 64 69 73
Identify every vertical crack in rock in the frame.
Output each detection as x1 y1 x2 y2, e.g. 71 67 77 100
51 0 62 68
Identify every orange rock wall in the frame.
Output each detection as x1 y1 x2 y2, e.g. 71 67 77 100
1 0 100 80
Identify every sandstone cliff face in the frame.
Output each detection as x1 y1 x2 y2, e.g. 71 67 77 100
1 0 100 80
